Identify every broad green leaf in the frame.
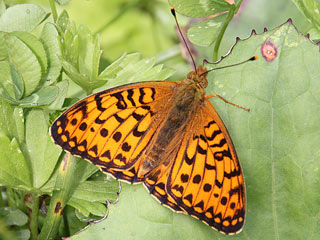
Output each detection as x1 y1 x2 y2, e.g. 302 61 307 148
71 180 118 203
40 23 62 84
12 107 24 144
18 85 59 107
25 109 61 188
0 4 47 32
70 199 107 218
169 0 231 17
68 179 119 217
78 24 101 82
99 53 175 90
0 61 18 100
5 34 42 97
0 100 24 144
56 10 69 34
11 31 48 78
187 14 227 47
60 22 106 93
0 208 28 226
15 229 30 240
0 133 31 188
71 21 320 240
9 64 24 100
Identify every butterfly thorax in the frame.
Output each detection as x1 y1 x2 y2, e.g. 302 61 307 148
138 68 208 177
186 66 208 88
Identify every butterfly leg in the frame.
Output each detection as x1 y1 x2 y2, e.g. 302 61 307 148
207 93 250 112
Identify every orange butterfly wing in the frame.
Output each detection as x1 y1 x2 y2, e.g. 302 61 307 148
144 98 245 234
51 81 178 183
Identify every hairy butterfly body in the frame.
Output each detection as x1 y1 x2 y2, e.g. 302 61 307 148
50 65 246 234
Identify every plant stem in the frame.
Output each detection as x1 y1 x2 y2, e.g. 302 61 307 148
48 0 58 23
38 154 86 240
30 194 39 240
212 0 244 61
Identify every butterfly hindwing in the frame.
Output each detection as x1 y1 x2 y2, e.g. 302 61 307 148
165 98 245 234
50 81 178 183
143 97 245 235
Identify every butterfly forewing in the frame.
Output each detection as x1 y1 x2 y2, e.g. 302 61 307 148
51 81 177 182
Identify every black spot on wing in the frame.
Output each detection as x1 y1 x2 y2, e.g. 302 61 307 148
113 131 122 142
79 122 87 131
184 194 193 204
193 175 201 184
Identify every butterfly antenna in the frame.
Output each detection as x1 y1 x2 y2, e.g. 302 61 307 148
201 56 258 76
171 7 197 73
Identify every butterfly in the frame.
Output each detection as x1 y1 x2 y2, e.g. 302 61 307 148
50 62 248 234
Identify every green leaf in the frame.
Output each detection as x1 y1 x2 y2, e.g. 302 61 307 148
15 229 30 240
70 21 320 239
187 14 227 47
60 22 105 93
0 208 28 226
71 180 118 203
9 64 24 100
11 31 47 78
0 100 24 144
0 133 31 188
5 33 42 97
25 109 61 188
0 61 21 100
77 25 102 83
169 0 231 17
99 53 175 90
70 199 106 219
68 179 119 217
40 23 62 84
56 10 69 35
0 4 47 32
17 86 59 107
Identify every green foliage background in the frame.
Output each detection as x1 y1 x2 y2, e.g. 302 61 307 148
0 0 319 240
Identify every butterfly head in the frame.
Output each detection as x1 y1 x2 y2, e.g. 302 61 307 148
186 65 208 88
